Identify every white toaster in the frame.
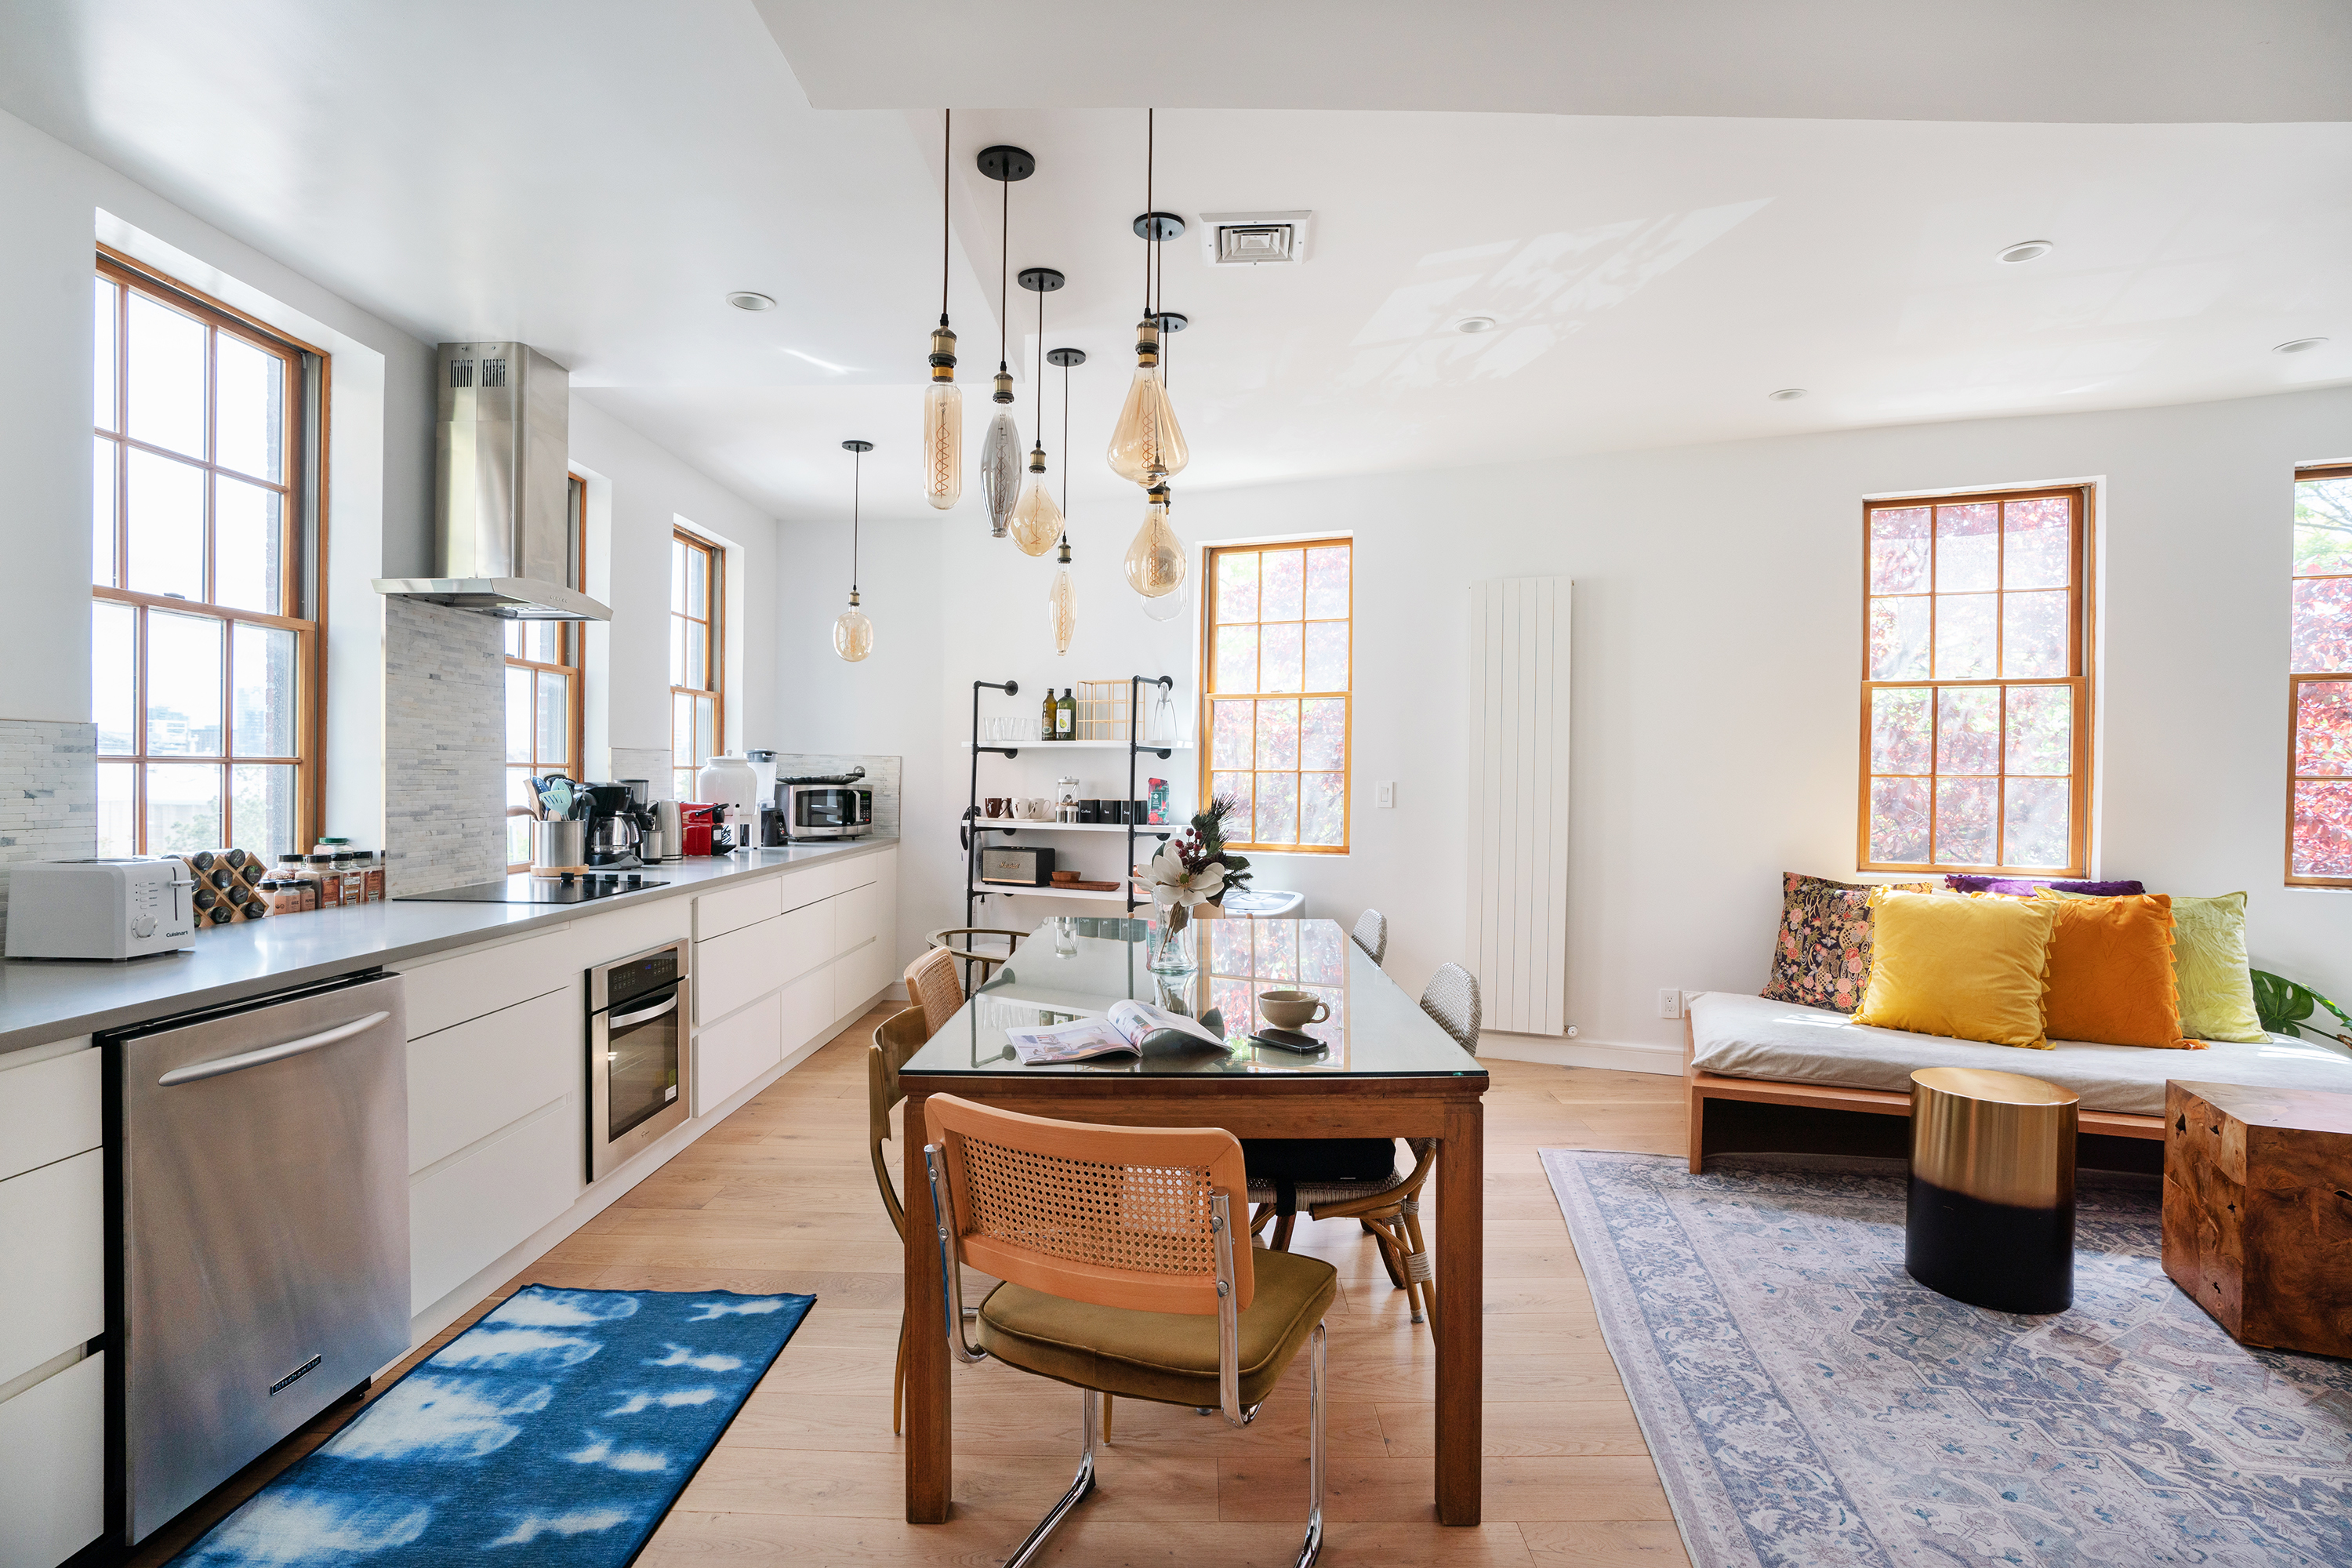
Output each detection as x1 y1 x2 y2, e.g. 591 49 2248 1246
4 858 198 960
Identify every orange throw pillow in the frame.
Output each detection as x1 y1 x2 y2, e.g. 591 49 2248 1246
2037 892 2199 1048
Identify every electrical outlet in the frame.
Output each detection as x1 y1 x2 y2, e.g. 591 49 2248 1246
1657 988 1682 1019
1375 781 1396 808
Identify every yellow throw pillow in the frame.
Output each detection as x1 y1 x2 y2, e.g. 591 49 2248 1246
1852 888 2057 1049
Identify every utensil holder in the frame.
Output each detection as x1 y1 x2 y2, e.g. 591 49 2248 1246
532 819 587 875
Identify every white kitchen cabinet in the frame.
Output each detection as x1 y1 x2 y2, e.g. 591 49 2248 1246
832 878 880 956
694 989 781 1116
409 1097 581 1312
408 985 579 1174
0 1349 103 1568
781 962 833 1057
767 896 833 984
695 876 782 941
0 1046 99 1185
398 925 582 1040
695 913 784 1025
0 1150 103 1390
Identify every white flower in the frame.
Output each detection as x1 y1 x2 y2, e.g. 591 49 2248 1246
1140 840 1225 906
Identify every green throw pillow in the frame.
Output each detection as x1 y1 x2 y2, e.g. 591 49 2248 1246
2049 887 2265 1042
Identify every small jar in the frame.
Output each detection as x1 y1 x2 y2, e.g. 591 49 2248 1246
307 852 343 908
331 851 362 906
361 851 386 903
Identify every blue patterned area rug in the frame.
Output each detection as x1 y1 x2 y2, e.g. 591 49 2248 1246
1541 1152 2352 1568
169 1285 812 1566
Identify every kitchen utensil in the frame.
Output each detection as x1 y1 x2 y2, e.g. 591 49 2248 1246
1258 989 1331 1030
538 775 573 820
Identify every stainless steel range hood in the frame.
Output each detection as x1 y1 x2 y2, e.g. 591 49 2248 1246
373 342 611 621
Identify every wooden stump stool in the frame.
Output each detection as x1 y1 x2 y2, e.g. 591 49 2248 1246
2163 1080 2352 1356
1907 1067 2078 1313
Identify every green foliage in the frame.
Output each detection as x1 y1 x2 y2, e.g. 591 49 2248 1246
1189 793 1253 897
2249 969 2352 1045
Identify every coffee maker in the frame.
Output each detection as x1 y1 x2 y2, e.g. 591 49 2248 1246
582 783 649 868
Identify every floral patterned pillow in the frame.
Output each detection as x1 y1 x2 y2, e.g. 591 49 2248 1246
1761 873 1935 1014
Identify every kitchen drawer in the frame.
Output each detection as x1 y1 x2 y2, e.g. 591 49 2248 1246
408 985 579 1174
695 989 780 1117
409 1098 580 1313
0 1046 100 1185
0 1150 103 1389
832 878 881 956
775 862 837 913
0 1349 103 1568
695 877 782 942
770 896 832 985
696 914 784 1024
399 927 581 1040
782 962 834 1057
833 940 881 1022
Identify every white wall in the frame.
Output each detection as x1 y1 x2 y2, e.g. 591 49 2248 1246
774 385 2352 1062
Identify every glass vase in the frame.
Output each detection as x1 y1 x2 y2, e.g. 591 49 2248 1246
1148 898 1197 974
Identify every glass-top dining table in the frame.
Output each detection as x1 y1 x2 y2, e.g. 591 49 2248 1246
897 916 1490 1525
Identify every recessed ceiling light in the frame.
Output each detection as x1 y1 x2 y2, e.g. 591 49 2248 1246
2274 336 2329 354
1454 315 1498 335
1996 240 2055 265
1767 387 1807 401
726 291 776 311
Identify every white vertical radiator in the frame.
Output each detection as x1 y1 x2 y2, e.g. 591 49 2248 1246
1466 577 1571 1036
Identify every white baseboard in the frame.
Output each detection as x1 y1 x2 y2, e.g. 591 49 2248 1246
1479 1031 1682 1076
401 985 892 1352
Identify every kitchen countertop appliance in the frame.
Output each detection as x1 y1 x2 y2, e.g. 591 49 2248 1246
104 972 409 1545
3 858 196 960
779 768 873 841
582 782 648 868
397 870 666 904
590 939 691 1180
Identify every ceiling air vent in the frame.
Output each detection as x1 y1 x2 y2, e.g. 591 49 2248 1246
1200 211 1312 266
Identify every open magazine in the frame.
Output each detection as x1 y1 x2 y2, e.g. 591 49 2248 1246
1006 1000 1227 1064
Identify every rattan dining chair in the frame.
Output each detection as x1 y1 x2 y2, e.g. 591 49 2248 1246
902 946 965 1039
1248 962 1481 1334
923 1094 1335 1568
869 1006 926 1434
1351 908 1388 967
924 925 1026 992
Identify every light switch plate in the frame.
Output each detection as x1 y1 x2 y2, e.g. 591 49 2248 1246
1375 782 1396 808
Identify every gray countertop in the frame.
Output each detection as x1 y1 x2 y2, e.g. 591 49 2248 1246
0 839 897 1057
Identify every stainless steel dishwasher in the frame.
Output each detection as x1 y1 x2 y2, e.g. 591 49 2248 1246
105 971 410 1545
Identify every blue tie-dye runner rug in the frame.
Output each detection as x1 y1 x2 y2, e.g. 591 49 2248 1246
169 1285 813 1566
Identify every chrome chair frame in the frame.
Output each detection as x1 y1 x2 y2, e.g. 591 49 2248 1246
924 1145 1325 1568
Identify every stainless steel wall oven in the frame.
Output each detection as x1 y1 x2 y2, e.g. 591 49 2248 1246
588 939 691 1180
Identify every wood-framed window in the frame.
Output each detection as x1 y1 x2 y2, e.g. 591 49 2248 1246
1201 539 1352 853
1859 485 2095 877
670 528 723 801
2287 463 2352 885
503 474 588 869
92 253 325 861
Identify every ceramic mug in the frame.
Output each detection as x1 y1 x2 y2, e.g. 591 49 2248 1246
1258 989 1330 1030
1014 797 1051 820
984 797 1011 818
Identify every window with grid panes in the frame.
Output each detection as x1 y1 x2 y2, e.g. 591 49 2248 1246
2287 464 2352 884
1203 539 1351 852
504 475 587 868
670 529 723 801
1860 486 2094 876
92 256 321 861
1205 916 1350 1044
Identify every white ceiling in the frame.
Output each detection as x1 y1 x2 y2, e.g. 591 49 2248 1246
1 2 2347 525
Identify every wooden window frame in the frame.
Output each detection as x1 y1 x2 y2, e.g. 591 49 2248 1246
93 251 328 859
670 528 724 801
2286 462 2352 887
1857 484 2096 879
503 474 588 870
1199 537 1353 855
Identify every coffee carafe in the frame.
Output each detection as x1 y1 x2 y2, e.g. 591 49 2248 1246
582 783 645 868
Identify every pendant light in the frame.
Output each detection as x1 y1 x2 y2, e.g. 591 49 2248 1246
1106 110 1189 487
1045 346 1085 655
1007 267 1066 557
1124 480 1187 601
977 144 1033 538
922 111 960 510
1132 310 1190 622
832 440 875 662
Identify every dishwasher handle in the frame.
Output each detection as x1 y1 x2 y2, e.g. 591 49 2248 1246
157 1010 394 1087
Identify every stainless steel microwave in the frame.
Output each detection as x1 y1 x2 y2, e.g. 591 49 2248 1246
779 781 872 840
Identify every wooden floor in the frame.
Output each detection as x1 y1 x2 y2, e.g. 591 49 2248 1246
132 1012 1694 1568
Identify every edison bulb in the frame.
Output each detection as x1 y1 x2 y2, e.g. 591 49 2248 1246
923 325 960 510
1105 320 1189 485
1047 561 1077 655
1123 485 1186 598
1008 456 1063 557
979 407 1021 537
833 599 873 662
1140 570 1188 623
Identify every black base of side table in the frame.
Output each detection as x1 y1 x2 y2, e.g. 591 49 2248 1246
1905 1176 2074 1313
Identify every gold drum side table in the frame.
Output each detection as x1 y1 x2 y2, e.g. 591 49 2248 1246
1907 1066 2079 1313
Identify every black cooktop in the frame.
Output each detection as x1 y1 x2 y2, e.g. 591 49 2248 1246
397 871 669 905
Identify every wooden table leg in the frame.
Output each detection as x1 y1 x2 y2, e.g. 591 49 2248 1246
903 1091 951 1523
1435 1098 1484 1525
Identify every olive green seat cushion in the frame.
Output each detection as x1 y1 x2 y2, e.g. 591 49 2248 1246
976 1247 1338 1409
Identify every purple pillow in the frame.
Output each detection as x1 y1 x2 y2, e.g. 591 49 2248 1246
1944 875 2145 897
